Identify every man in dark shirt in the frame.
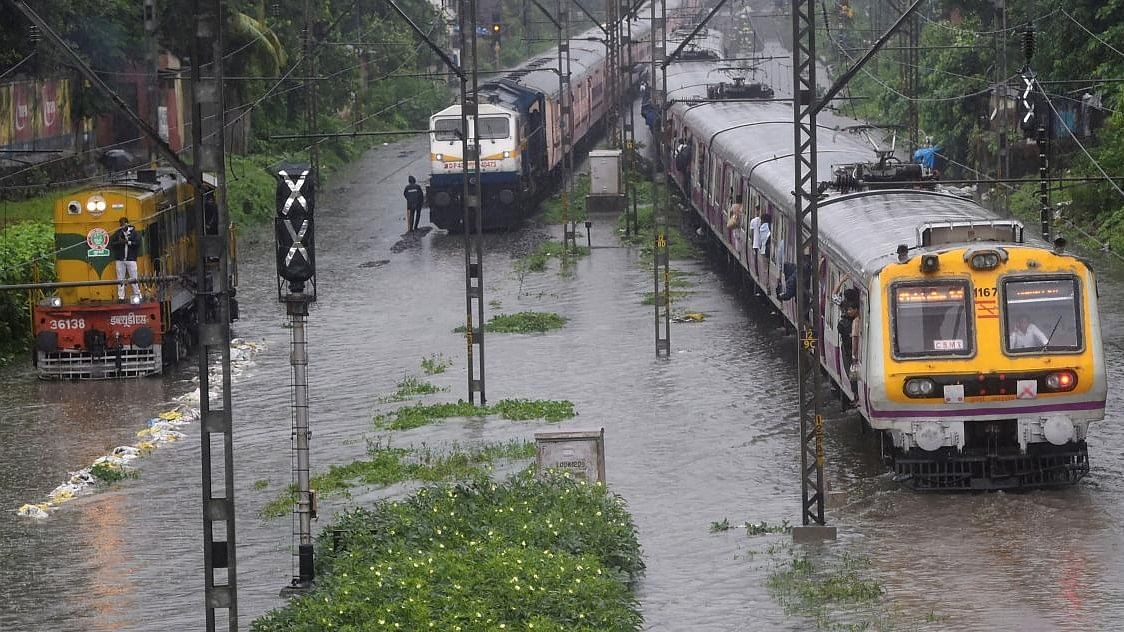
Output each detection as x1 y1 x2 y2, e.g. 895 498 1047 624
109 217 142 301
403 175 425 232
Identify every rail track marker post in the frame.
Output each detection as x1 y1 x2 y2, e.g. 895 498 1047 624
9 1 242 624
275 163 318 595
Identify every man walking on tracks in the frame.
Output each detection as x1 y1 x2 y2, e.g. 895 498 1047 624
403 175 425 232
109 216 142 302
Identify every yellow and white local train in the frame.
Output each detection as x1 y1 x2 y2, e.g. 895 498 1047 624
664 58 1105 489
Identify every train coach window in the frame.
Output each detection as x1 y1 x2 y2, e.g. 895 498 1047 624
1003 277 1082 353
477 117 510 139
891 281 973 358
433 118 462 141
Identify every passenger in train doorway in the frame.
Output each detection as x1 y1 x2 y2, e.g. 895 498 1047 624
758 212 772 259
838 298 861 408
109 217 141 302
403 175 425 232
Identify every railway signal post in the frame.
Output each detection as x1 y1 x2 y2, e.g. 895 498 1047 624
651 0 670 357
275 164 318 595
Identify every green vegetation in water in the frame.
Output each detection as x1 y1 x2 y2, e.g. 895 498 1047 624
539 173 593 223
0 222 55 363
374 398 576 430
90 462 135 483
260 439 537 520
515 240 590 273
376 375 446 403
618 198 702 260
420 353 452 375
641 289 692 306
253 479 269 491
251 471 644 631
455 310 568 334
710 518 732 532
766 547 887 630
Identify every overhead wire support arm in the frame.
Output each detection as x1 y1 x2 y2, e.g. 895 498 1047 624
570 0 608 35
525 0 561 30
812 0 925 116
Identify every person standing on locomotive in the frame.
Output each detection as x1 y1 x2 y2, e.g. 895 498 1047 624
403 175 425 233
109 216 141 302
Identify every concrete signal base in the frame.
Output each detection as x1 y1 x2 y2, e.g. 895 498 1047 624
791 525 838 543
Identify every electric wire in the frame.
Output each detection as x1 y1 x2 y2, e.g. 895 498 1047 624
0 51 36 81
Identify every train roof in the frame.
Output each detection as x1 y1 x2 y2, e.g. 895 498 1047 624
676 98 1023 274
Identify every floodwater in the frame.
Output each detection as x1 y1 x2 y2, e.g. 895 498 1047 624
2 132 1123 632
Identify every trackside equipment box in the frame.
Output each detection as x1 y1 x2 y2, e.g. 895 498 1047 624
534 428 606 483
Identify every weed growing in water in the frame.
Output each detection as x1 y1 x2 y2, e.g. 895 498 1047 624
253 479 269 490
374 398 576 430
456 311 568 334
376 375 447 403
90 462 135 483
710 518 732 532
745 520 790 536
515 241 590 273
765 546 887 630
420 353 452 375
259 439 537 520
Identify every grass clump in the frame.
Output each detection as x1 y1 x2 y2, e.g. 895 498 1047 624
539 173 593 224
376 375 446 403
618 198 702 260
251 471 645 631
455 311 568 334
421 353 452 375
515 240 590 273
766 549 885 629
374 398 576 430
260 440 537 519
90 461 135 483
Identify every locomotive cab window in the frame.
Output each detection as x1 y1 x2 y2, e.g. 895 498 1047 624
433 118 463 141
891 281 973 358
477 116 510 140
1003 277 1082 353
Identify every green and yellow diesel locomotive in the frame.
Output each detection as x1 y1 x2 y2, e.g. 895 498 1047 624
31 168 236 378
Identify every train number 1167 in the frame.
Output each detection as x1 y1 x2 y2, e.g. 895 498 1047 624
974 287 998 298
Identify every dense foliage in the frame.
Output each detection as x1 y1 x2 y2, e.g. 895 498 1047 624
252 472 645 631
828 1 1124 244
0 222 54 362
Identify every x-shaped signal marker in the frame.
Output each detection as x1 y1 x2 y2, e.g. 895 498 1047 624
279 169 309 216
284 219 309 266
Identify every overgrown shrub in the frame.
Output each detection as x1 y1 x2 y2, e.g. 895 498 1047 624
0 222 55 363
252 472 644 631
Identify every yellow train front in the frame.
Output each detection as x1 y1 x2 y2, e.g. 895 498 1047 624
32 168 228 379
863 231 1106 489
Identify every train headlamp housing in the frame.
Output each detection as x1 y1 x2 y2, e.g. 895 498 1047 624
434 153 443 161
41 295 63 308
965 247 1008 271
904 377 937 398
502 150 511 158
920 254 940 273
85 195 107 212
1043 370 1077 392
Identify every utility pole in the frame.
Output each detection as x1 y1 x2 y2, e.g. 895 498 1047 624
623 0 638 236
144 0 160 162
1018 25 1050 241
996 0 1009 213
651 0 670 357
304 0 321 184
461 0 487 404
191 0 239 627
558 0 576 260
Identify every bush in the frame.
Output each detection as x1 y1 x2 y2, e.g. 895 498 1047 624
252 472 644 631
0 222 55 363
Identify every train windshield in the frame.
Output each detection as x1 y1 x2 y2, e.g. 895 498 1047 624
1003 277 1082 353
892 281 973 358
433 118 463 141
477 116 510 139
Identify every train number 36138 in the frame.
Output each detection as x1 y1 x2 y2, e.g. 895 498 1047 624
49 318 86 330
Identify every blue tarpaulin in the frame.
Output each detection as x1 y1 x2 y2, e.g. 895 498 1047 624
913 146 940 169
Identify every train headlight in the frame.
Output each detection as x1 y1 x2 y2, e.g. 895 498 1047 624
904 377 937 398
435 153 444 161
86 195 107 212
1044 370 1077 392
965 247 1007 270
920 254 940 273
129 295 144 305
502 150 511 158
49 296 63 308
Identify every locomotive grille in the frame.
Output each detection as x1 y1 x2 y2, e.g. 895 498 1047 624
894 442 1090 490
38 346 162 379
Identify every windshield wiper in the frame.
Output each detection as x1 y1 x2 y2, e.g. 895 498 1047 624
1042 314 1064 351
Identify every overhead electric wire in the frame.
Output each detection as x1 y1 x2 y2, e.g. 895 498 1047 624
915 8 1061 38
0 51 36 81
1039 89 1124 204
